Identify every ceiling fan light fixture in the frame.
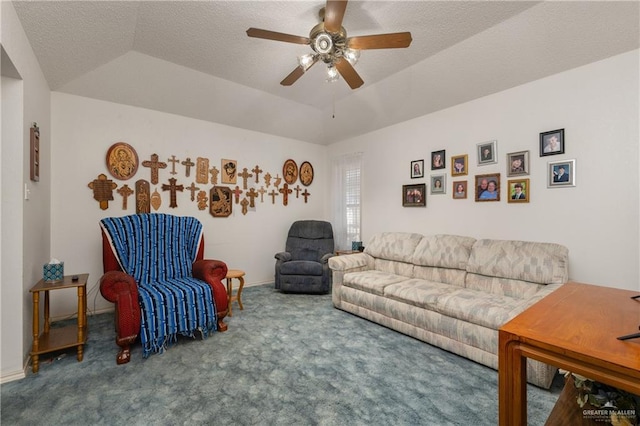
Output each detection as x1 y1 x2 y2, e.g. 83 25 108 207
298 54 315 71
313 33 334 55
344 48 360 66
326 65 339 83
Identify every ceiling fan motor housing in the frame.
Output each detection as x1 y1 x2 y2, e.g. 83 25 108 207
310 23 347 64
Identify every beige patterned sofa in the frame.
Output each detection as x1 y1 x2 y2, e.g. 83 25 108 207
328 232 569 389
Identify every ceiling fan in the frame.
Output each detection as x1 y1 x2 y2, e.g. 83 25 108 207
246 0 412 89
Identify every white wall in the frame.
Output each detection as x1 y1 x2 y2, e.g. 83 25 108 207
50 93 327 317
329 50 640 292
1 1 52 381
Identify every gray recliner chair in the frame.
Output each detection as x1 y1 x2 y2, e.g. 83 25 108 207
275 220 335 294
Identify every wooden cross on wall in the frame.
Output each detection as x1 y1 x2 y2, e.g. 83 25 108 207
142 153 167 185
238 168 253 190
252 165 262 183
182 157 195 177
279 183 292 206
258 186 267 203
294 185 302 198
245 188 258 207
117 184 134 210
88 173 117 210
269 189 279 204
232 186 243 204
186 182 200 201
167 155 180 175
162 177 184 208
302 189 311 203
264 172 272 188
209 166 219 184
240 198 249 215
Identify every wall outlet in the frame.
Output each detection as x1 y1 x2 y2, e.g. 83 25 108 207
24 183 30 200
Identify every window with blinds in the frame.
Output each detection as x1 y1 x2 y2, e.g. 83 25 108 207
332 153 362 250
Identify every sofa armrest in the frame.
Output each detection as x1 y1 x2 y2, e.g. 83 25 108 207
193 259 229 322
99 271 141 351
275 252 292 262
328 252 369 271
321 253 335 263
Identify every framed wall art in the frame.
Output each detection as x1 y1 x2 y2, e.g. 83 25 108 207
430 174 446 194
431 150 445 170
411 159 424 179
477 140 497 165
210 186 232 217
540 129 565 156
300 161 314 186
453 180 467 199
221 159 237 184
508 179 530 203
30 123 40 182
106 141 139 181
451 154 468 176
283 159 298 184
402 184 426 207
475 173 500 201
507 150 529 177
548 159 575 188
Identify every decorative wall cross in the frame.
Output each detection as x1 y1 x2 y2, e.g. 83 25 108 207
269 189 279 204
252 165 263 183
197 190 208 210
135 179 150 213
302 189 311 203
279 183 292 206
181 157 195 177
258 186 267 203
232 186 243 204
167 155 180 175
245 188 258 207
162 177 184 208
209 166 219 184
88 173 117 210
186 182 200 201
117 184 134 210
273 174 282 189
294 185 302 198
238 167 253 190
142 153 167 185
240 198 249 215
264 172 272 187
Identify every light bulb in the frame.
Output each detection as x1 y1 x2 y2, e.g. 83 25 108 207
344 48 360 66
298 54 315 71
326 66 339 83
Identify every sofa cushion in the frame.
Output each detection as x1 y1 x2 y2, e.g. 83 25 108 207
384 279 454 311
412 234 476 270
280 260 323 276
435 288 528 330
466 239 569 285
364 232 423 263
343 271 408 296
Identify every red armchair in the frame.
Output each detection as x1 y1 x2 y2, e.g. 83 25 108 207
99 218 228 365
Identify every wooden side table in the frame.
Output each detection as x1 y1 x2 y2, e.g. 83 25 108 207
225 269 245 317
29 273 89 373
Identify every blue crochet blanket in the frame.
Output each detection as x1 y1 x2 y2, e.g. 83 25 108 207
100 214 217 358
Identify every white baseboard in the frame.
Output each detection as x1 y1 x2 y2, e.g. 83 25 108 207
0 368 26 384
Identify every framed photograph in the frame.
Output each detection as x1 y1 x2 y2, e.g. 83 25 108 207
475 173 500 201
451 154 468 176
507 150 529 177
430 174 446 194
411 159 424 179
508 179 530 203
477 140 497 165
548 159 576 188
402 184 426 207
540 129 565 156
431 150 446 170
452 180 467 199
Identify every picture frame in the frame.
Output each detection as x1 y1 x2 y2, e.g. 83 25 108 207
300 161 314 186
507 178 530 203
431 150 446 170
548 159 576 188
506 150 529 177
430 174 446 194
283 159 298 184
210 186 233 217
475 173 501 201
451 154 468 176
221 159 237 184
540 129 565 156
477 140 497 165
402 184 426 207
106 141 139 181
452 180 467 199
411 159 424 179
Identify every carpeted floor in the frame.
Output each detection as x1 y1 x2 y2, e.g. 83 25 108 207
1 284 562 425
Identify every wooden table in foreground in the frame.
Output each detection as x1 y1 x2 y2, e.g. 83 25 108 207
498 281 640 425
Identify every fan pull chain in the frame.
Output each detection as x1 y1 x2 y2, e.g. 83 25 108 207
332 83 336 119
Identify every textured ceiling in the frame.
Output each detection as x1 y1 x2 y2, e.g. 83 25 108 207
11 1 640 145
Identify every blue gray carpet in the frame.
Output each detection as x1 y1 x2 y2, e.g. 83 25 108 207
1 284 561 425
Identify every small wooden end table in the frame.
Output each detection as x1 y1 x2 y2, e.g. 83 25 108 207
29 273 89 373
225 269 245 317
498 281 640 425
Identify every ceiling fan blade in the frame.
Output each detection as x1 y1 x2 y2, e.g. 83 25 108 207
324 0 348 34
347 32 412 50
246 28 310 45
335 59 364 89
281 57 318 86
